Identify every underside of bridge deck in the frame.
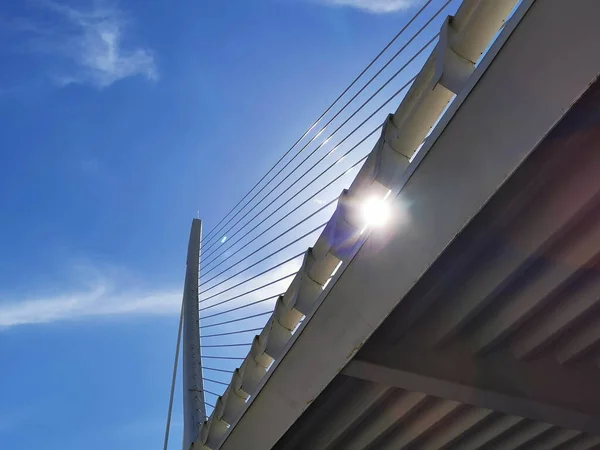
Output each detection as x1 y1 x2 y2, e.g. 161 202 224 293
274 73 600 450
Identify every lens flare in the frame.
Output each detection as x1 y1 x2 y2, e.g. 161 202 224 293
360 195 391 228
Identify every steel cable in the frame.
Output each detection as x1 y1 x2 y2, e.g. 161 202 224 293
200 278 292 309
203 389 223 397
200 148 371 274
197 130 379 307
162 299 184 450
201 328 264 338
201 311 273 329
202 197 339 279
198 255 304 303
201 343 252 348
201 69 422 280
201 294 282 320
202 355 245 361
204 367 234 374
198 0 437 248
199 36 435 274
201 221 327 289
203 377 229 386
201 27 442 258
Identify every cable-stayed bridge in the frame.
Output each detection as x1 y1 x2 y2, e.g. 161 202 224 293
164 0 600 449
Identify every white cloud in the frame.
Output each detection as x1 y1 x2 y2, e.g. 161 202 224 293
0 219 322 331
0 254 303 330
23 0 157 87
318 0 422 13
0 281 180 329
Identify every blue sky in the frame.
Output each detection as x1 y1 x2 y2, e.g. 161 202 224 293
0 0 457 448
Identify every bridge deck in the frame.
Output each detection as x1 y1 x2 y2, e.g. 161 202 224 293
204 0 600 448
275 75 600 449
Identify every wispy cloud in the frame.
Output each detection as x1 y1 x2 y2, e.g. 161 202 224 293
0 255 302 330
317 0 422 13
11 0 157 88
0 281 180 329
0 213 323 330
